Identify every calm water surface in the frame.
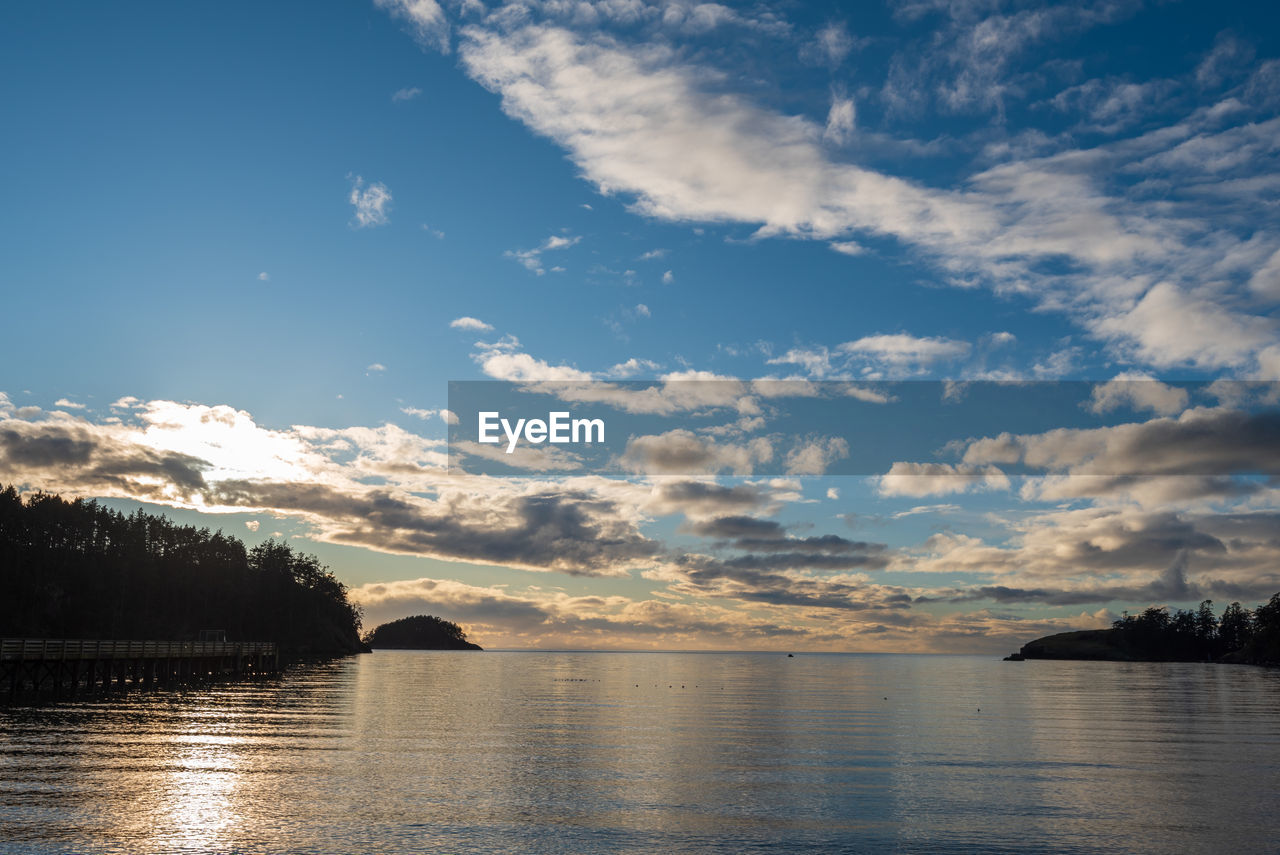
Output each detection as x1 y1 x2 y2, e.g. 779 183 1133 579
2 652 1278 854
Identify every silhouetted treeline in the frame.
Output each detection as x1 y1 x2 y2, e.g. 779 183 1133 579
363 615 482 650
0 487 366 656
1110 596 1280 665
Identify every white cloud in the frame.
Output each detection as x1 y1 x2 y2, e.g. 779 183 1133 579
1092 281 1275 369
823 93 855 145
839 334 971 373
53 398 85 410
245 520 260 532
829 240 864 256
784 436 850 476
459 24 992 243
349 176 392 228
367 363 387 373
400 406 437 420
1088 373 1189 416
257 272 270 282
607 357 662 378
450 316 494 331
810 22 854 67
375 0 449 53
878 462 1011 497
505 234 581 275
474 349 593 382
826 487 840 500
451 13 1280 373
392 86 423 102
634 303 650 318
662 270 674 284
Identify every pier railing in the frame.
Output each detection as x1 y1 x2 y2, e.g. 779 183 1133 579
1 639 277 661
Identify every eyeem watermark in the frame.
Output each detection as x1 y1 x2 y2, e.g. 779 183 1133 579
477 411 605 454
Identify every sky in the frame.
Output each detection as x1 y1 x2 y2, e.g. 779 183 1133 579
2 0 1279 652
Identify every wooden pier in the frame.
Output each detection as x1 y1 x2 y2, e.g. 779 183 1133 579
1 638 279 699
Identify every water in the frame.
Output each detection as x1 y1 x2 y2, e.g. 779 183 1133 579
2 652 1278 854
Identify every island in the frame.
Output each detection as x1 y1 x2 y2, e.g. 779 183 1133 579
362 615 483 650
1006 594 1280 666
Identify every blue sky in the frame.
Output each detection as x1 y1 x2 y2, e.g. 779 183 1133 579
2 0 1279 651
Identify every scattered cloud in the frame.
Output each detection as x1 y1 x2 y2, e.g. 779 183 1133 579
450 316 494 331
348 176 392 228
375 0 449 53
505 234 581 275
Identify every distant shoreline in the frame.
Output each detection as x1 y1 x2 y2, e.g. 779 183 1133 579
1005 627 1277 666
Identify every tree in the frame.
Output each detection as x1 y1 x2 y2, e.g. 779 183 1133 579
1218 602 1253 654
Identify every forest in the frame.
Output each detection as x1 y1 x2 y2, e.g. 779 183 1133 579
1110 597 1280 664
1015 595 1280 664
0 487 366 657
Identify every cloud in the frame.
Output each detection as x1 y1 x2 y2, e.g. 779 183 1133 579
606 357 662 378
366 363 387 373
450 316 494 331
642 479 778 519
839 334 972 373
392 86 423 101
807 22 855 67
662 270 674 284
620 430 772 475
245 520 260 532
257 272 270 282
451 439 585 473
878 462 1011 498
961 407 1280 478
212 480 659 575
1196 32 1254 89
473 349 593 382
823 92 856 145
907 505 1280 607
459 23 993 242
53 398 85 410
0 416 210 503
1091 282 1275 370
446 10 1280 373
375 0 449 53
783 436 850 475
505 234 581 275
1088 374 1189 416
349 176 392 228
9 396 1280 652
